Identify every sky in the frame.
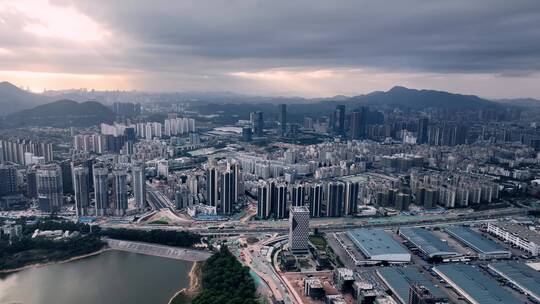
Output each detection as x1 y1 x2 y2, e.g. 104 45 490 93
1 0 540 98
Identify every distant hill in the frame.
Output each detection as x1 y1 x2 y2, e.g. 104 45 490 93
5 99 114 127
493 98 540 107
346 86 496 109
0 81 52 114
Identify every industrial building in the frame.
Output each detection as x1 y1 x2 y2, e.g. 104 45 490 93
488 261 540 303
377 266 447 304
445 226 511 259
433 264 520 304
487 222 540 256
347 229 411 262
399 227 460 260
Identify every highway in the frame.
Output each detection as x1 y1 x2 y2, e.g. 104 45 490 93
106 238 211 261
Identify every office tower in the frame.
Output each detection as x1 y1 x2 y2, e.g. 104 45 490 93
230 163 241 203
278 104 287 137
326 182 344 217
112 169 128 216
250 111 264 137
242 127 252 142
36 164 63 213
333 105 346 136
308 183 323 218
72 166 90 217
93 164 109 216
350 107 367 139
291 184 305 206
59 160 73 195
219 170 233 215
274 183 288 219
418 117 429 144
289 206 310 255
27 169 38 199
206 167 219 207
0 165 17 197
175 186 190 210
132 164 146 211
344 181 359 215
408 284 447 304
257 182 270 219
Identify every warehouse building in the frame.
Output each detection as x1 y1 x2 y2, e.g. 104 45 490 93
488 261 540 303
399 227 461 261
445 226 511 259
433 264 520 304
377 266 447 304
347 228 411 262
487 222 540 256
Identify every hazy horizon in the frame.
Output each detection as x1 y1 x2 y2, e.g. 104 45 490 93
1 0 540 99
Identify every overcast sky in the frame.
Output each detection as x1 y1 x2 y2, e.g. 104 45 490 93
1 0 540 98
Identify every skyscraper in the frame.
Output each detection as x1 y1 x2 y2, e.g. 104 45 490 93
206 167 219 207
274 183 288 219
219 170 233 215
112 169 128 216
418 117 429 144
132 164 146 211
333 105 346 136
250 111 264 137
308 183 323 218
257 182 270 219
344 181 359 215
36 164 63 213
350 107 367 139
0 165 17 197
73 166 90 217
326 181 344 217
291 184 305 206
93 164 109 216
278 104 287 137
289 206 310 255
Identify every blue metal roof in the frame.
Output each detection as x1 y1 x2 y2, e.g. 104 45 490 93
446 226 510 255
434 264 520 304
399 227 460 258
489 261 540 302
377 266 446 304
347 228 409 258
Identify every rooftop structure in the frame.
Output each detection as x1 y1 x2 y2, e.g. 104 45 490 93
377 266 446 304
433 264 520 304
488 261 540 303
445 226 511 259
399 227 460 260
347 228 411 262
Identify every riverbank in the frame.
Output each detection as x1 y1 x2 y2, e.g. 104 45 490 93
0 248 111 274
169 260 203 304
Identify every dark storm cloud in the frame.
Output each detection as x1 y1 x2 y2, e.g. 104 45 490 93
58 0 540 74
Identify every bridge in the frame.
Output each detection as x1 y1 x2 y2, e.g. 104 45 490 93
106 238 212 262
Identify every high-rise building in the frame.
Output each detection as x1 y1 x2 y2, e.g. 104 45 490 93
26 169 38 199
308 183 323 217
274 183 288 219
93 164 109 216
278 104 287 137
291 184 305 206
73 166 90 217
36 164 63 213
112 169 128 216
289 206 310 255
257 182 270 219
418 117 429 144
59 160 73 195
326 182 344 217
175 186 190 210
250 111 264 137
333 105 346 136
0 165 17 197
350 107 367 139
206 167 219 207
344 181 359 215
132 164 146 211
242 127 253 142
219 170 233 215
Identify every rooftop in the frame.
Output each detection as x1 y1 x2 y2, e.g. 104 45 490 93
490 222 540 244
434 264 520 304
488 261 540 301
347 229 410 261
399 227 460 259
377 266 446 304
446 226 511 256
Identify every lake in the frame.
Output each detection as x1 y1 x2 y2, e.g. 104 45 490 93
0 250 193 304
